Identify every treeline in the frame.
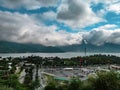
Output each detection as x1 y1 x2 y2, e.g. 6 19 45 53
83 54 120 65
2 54 120 66
19 54 120 67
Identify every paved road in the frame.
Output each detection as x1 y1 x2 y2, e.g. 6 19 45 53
18 69 26 84
36 68 45 90
33 68 36 81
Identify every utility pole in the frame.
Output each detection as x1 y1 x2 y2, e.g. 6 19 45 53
84 40 87 57
84 40 87 66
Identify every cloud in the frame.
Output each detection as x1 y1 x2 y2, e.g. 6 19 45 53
40 11 56 21
0 0 120 46
91 0 120 14
0 0 105 29
0 11 83 46
83 29 111 45
0 0 58 10
108 31 120 44
83 24 120 45
0 11 120 46
0 11 38 41
93 24 118 30
57 0 104 28
107 3 120 14
90 0 119 4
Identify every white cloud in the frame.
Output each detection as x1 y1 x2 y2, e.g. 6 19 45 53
0 11 83 46
41 11 56 21
0 0 58 10
83 24 120 45
89 0 119 4
0 0 120 46
0 11 38 42
90 0 120 14
107 3 120 14
93 24 118 30
57 0 104 28
0 11 120 46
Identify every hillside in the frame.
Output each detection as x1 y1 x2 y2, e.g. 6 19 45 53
0 41 64 53
0 41 120 53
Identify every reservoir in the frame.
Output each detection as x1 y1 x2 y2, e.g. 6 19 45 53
0 52 120 58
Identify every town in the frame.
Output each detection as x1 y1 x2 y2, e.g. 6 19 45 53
0 55 120 90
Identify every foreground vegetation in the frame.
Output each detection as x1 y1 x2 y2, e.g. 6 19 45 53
45 71 120 90
0 71 120 90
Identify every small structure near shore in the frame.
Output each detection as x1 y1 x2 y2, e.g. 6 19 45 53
110 65 120 70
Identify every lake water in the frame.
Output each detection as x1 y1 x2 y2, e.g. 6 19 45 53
0 52 120 58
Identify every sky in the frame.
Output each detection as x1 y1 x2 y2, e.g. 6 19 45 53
0 0 120 46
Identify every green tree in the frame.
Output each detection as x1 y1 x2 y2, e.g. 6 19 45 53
68 78 82 90
0 85 13 90
44 82 57 90
91 71 120 90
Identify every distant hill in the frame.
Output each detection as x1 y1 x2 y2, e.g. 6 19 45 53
58 43 120 53
0 41 64 53
0 41 120 53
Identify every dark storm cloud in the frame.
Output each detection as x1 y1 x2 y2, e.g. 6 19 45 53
57 0 85 20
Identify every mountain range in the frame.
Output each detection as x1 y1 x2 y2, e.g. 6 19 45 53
0 41 120 53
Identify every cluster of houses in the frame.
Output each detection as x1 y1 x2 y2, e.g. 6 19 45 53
0 58 12 79
0 57 34 80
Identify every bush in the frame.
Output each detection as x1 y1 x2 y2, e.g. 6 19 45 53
91 71 120 90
